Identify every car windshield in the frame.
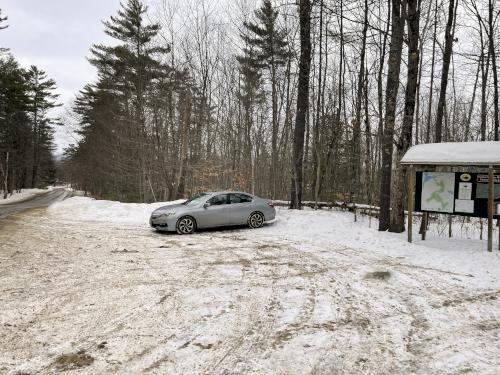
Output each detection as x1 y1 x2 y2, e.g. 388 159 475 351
183 193 208 206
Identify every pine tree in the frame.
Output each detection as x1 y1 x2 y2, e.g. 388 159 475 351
89 0 169 201
90 0 167 122
243 0 289 198
69 83 123 197
25 66 59 187
0 55 30 196
237 44 264 191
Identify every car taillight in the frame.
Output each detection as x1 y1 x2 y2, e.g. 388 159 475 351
268 201 274 207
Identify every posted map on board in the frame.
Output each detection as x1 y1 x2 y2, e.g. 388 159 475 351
421 172 455 213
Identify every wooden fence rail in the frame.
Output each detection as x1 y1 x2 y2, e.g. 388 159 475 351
272 200 425 218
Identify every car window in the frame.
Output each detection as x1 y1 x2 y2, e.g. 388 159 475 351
183 193 208 206
208 194 228 205
239 194 253 203
229 193 253 204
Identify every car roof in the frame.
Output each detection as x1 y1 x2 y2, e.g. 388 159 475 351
205 191 255 196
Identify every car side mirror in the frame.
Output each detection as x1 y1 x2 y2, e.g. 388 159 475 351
203 203 210 209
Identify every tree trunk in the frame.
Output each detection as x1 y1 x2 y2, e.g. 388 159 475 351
333 1 345 198
31 100 39 188
488 0 499 140
271 65 278 198
434 0 456 143
414 0 432 144
376 0 391 183
352 0 369 201
465 56 480 141
390 0 420 233
1 152 8 199
313 0 324 207
364 68 372 203
378 0 406 231
175 89 191 199
425 0 438 143
290 0 312 209
480 34 490 141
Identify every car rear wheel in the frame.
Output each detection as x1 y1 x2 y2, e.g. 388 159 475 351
176 216 196 234
248 212 264 229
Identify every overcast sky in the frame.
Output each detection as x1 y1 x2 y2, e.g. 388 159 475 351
1 0 125 153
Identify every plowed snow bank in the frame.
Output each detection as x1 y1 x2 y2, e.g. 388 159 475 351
48 197 185 224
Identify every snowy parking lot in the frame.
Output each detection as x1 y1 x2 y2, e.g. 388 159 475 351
1 197 500 374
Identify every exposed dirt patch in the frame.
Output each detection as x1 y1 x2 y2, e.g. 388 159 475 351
209 259 252 268
273 316 372 349
439 290 500 308
97 341 107 349
223 235 247 241
111 248 139 253
178 341 190 349
53 350 94 371
194 342 216 350
158 294 171 304
273 330 294 348
477 319 500 331
257 244 276 249
364 271 391 281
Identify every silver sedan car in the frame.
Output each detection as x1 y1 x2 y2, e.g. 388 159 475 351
149 191 276 234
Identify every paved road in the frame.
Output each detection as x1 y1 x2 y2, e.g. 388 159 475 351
0 188 69 219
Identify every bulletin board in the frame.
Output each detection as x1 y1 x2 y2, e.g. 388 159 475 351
415 171 500 218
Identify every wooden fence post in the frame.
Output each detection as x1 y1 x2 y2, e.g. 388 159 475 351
498 219 500 251
407 165 415 243
488 166 494 252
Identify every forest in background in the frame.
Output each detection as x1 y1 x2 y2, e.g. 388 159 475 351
0 9 59 198
1 0 499 233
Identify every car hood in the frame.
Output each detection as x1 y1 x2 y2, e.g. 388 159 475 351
152 203 186 214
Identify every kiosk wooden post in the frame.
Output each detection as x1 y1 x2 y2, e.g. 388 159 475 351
421 213 428 241
407 165 415 243
488 166 494 252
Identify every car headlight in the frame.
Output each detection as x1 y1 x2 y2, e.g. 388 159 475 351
158 212 175 218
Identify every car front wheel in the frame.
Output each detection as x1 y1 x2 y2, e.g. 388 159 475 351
176 216 196 234
248 212 264 229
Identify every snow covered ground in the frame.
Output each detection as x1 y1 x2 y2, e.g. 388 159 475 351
1 196 500 374
0 188 52 205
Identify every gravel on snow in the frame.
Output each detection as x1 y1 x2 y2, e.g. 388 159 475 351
0 197 499 374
